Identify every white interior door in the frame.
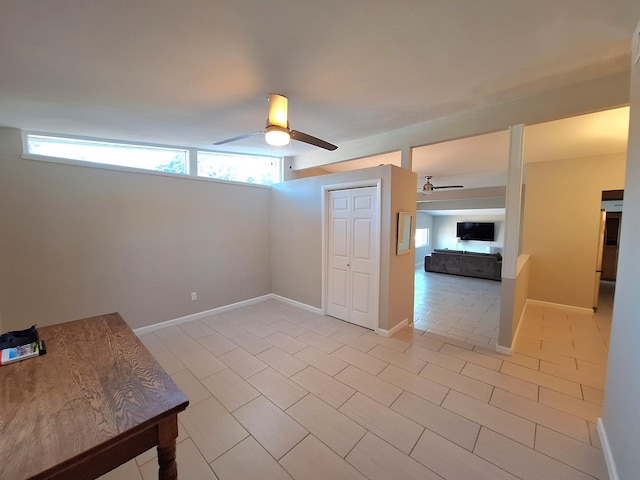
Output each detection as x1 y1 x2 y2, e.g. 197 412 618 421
327 187 379 330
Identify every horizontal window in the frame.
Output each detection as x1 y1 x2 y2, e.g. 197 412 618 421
197 151 281 185
26 134 188 174
24 133 282 186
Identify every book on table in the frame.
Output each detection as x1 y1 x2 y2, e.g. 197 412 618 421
1 340 46 365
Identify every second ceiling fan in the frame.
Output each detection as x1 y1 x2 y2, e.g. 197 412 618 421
214 94 338 151
421 176 464 193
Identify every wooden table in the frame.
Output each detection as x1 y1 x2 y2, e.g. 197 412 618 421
0 313 189 480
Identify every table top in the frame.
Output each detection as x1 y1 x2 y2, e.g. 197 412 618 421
0 313 189 479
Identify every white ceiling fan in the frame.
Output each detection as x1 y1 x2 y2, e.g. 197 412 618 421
421 176 464 193
213 93 338 151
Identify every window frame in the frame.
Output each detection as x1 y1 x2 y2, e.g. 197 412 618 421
196 150 282 185
415 227 430 248
21 131 282 187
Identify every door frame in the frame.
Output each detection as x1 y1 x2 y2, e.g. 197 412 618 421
322 180 382 330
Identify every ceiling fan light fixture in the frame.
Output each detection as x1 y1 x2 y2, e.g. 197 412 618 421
265 125 290 146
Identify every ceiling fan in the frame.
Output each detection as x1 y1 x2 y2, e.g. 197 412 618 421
213 93 338 151
421 176 464 193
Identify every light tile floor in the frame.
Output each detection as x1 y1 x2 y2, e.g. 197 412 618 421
99 274 613 480
414 269 502 347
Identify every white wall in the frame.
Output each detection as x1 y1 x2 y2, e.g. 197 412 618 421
271 165 417 331
0 128 272 330
432 214 505 253
414 211 434 267
601 20 640 479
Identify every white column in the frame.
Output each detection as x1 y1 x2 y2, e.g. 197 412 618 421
503 125 524 277
400 146 412 170
498 124 524 352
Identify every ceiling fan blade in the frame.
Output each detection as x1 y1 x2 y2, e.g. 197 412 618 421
290 130 338 151
432 185 464 189
213 131 263 145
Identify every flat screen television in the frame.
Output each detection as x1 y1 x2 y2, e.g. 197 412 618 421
456 222 495 241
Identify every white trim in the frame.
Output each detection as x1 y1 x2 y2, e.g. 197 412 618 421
377 318 408 337
323 180 382 192
495 344 512 355
526 299 593 315
597 417 620 480
516 253 530 276
133 294 305 335
22 153 273 189
270 294 323 315
321 184 327 314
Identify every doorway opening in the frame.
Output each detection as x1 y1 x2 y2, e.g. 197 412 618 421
323 181 382 332
596 189 623 315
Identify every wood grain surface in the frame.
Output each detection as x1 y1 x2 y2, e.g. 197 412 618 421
0 313 189 479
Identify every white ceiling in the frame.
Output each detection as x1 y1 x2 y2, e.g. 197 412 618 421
323 106 630 190
0 0 638 165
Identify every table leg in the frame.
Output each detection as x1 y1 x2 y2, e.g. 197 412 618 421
157 416 179 480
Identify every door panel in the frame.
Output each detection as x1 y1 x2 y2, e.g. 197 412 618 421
352 218 372 260
330 268 349 310
327 190 351 320
353 194 372 211
351 272 371 313
332 218 349 259
332 195 349 212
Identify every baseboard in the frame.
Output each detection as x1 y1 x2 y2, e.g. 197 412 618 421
495 344 512 356
507 299 531 350
526 299 594 315
270 294 323 315
133 293 319 335
597 417 620 480
377 318 408 337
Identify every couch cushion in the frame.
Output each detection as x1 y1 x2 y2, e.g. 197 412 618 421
430 252 462 274
460 254 501 280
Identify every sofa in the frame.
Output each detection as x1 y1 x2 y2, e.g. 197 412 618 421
424 249 502 281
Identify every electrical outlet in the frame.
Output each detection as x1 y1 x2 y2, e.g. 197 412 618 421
191 291 197 301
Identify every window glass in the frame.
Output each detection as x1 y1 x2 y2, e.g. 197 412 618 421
26 135 188 174
197 151 281 185
415 228 430 248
